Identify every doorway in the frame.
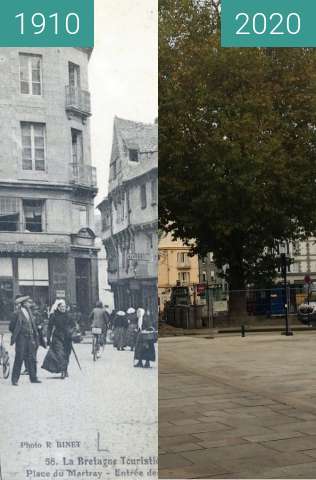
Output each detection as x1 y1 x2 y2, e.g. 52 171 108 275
75 258 91 315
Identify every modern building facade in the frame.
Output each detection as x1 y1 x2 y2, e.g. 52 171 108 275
98 117 158 314
158 232 199 310
0 48 99 322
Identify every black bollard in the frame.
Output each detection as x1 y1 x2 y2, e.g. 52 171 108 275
241 324 246 337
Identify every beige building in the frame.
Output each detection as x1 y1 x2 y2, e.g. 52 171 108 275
98 117 158 314
158 232 199 310
0 48 99 321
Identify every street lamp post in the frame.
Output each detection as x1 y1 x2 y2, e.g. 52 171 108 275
280 250 293 336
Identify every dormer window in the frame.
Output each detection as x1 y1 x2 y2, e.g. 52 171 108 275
129 149 139 163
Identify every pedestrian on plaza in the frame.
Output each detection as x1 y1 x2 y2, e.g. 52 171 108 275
126 307 138 351
10 295 41 386
109 310 116 330
113 310 128 350
134 308 156 368
89 301 110 349
20 301 46 376
41 299 76 379
31 301 47 350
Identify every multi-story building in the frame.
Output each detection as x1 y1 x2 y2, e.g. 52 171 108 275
98 117 158 314
0 48 99 322
158 232 199 310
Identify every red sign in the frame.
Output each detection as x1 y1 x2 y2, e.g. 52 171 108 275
196 283 206 295
304 275 312 284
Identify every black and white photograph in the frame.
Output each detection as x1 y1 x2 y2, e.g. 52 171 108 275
0 1 158 478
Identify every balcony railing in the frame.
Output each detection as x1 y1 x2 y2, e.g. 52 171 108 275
69 163 97 188
65 86 91 117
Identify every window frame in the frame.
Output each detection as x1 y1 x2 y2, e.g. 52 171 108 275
21 122 46 172
69 62 81 89
71 128 84 165
151 178 157 205
22 199 46 233
129 149 139 163
140 184 147 210
19 53 43 96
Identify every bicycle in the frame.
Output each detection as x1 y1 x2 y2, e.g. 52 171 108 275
0 334 10 379
91 327 103 361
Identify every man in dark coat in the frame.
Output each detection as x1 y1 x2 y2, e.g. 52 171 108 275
10 295 41 386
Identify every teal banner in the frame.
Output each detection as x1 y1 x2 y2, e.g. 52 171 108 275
0 0 94 47
221 0 316 47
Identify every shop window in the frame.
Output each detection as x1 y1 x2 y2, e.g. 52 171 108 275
19 53 42 96
21 122 46 171
140 184 147 209
18 258 49 307
18 258 48 285
0 197 20 231
23 199 44 232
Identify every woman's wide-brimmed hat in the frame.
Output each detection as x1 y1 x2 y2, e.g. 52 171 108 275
127 308 136 314
117 310 126 316
15 295 31 305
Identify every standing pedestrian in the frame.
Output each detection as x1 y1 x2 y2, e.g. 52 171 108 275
10 295 41 386
126 308 138 351
134 308 156 368
41 299 75 379
113 311 128 350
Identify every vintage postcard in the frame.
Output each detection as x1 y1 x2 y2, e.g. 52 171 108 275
0 1 158 479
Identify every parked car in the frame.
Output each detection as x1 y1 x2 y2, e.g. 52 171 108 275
297 302 316 325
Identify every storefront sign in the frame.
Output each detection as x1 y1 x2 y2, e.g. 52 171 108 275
56 290 66 298
0 243 69 254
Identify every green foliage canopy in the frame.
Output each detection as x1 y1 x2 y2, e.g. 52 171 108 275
159 0 316 289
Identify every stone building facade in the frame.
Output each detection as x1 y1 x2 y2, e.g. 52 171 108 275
98 117 158 315
158 232 199 311
0 48 99 322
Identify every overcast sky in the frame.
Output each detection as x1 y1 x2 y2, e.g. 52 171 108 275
89 0 158 205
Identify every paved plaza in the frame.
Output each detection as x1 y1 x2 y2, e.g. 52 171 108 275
0 335 157 479
159 332 316 479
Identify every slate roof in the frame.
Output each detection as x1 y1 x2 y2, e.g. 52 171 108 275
114 117 158 154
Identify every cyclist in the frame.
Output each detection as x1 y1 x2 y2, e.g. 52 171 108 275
89 301 110 358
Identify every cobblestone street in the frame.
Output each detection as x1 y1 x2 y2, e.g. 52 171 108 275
159 332 316 479
0 335 157 479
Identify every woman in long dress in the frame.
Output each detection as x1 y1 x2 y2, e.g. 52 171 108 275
126 308 138 351
41 300 75 379
113 311 128 351
134 308 156 368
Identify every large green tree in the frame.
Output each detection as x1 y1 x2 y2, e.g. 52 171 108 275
159 1 316 311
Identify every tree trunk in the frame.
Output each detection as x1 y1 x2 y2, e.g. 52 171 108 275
228 290 247 319
228 266 247 320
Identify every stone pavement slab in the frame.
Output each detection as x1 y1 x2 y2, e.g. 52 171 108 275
159 332 316 478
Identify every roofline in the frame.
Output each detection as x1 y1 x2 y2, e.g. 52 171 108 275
75 48 94 59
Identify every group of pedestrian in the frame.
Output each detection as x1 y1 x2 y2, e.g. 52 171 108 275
8 293 157 387
111 307 157 368
9 295 78 386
